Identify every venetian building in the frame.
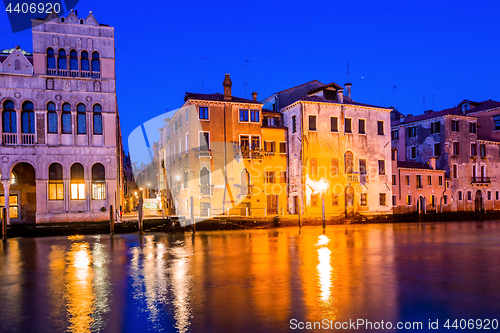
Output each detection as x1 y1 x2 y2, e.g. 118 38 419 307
265 81 393 217
0 10 121 223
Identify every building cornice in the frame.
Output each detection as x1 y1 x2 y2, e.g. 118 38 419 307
391 114 476 129
282 100 391 113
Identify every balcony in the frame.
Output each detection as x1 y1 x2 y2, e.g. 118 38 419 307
2 133 17 144
241 148 263 160
21 134 34 145
472 176 490 184
237 185 253 197
199 184 213 196
197 150 211 158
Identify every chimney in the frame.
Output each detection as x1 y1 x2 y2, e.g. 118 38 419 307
400 115 405 123
429 157 437 170
223 74 232 101
337 90 344 104
344 83 352 99
251 91 258 101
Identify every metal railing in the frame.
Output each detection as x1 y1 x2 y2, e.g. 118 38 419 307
472 176 490 183
199 184 213 196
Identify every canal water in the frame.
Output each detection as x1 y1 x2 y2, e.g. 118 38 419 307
1 222 500 332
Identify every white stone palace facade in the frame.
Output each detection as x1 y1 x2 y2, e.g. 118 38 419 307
0 11 122 223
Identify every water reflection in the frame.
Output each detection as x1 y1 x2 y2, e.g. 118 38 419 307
1 223 500 332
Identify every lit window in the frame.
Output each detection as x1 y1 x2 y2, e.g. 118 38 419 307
49 163 64 200
92 163 106 200
264 171 275 183
379 193 386 206
311 194 319 207
360 193 367 206
71 163 85 200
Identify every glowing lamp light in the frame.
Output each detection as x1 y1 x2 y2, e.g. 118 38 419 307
175 175 181 182
320 181 327 192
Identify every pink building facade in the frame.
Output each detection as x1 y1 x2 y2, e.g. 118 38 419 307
0 11 122 223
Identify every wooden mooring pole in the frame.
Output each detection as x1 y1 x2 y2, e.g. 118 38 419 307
190 196 195 233
2 208 6 240
110 205 114 235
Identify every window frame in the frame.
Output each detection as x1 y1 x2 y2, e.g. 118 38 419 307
198 106 210 121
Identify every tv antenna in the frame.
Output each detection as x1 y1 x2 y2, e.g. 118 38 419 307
243 59 252 98
346 61 350 83
201 57 210 93
423 95 426 111
393 86 397 107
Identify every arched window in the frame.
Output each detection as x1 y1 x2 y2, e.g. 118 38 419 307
69 50 78 71
93 104 102 135
21 101 35 134
62 103 71 134
47 102 57 134
48 163 63 200
46 48 55 69
70 163 85 200
80 19 84 24
92 163 106 200
57 49 66 70
77 103 86 134
14 59 20 71
81 51 89 72
91 52 100 72
200 167 211 195
2 100 16 134
344 151 353 174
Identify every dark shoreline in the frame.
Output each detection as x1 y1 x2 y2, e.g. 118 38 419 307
2 210 497 238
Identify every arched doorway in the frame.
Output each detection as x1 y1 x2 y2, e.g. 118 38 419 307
417 196 426 214
345 186 354 217
475 190 483 213
5 163 37 222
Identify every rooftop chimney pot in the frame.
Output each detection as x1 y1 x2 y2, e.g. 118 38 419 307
251 92 258 101
223 74 232 101
344 83 352 99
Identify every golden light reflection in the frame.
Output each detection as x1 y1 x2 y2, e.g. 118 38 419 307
66 241 95 333
316 235 333 303
169 242 192 333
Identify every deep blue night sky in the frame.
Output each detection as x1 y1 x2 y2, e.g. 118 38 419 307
2 0 500 152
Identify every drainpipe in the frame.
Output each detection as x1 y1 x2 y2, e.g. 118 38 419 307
223 103 227 215
300 102 305 216
285 123 290 214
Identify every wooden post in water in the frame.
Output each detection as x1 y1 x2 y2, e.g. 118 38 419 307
322 191 326 229
138 193 144 234
110 205 114 235
2 208 6 240
190 196 195 233
298 196 302 228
